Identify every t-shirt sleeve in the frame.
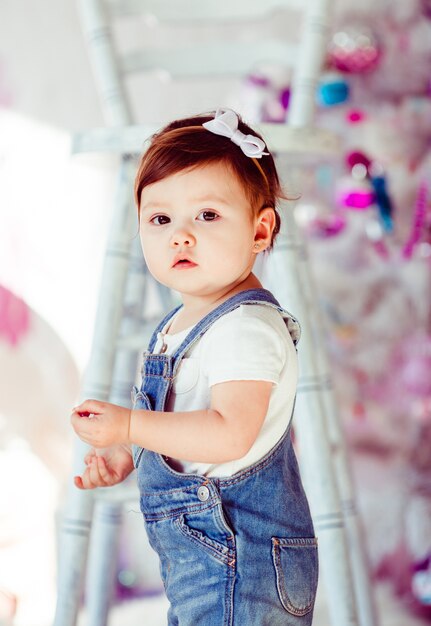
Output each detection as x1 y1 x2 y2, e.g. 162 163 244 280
201 310 287 387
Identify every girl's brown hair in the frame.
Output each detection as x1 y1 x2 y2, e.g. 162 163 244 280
134 110 284 247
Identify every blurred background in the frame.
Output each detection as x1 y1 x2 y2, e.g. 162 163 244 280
0 0 430 624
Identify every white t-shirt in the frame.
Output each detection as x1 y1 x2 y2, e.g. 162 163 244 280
152 304 298 477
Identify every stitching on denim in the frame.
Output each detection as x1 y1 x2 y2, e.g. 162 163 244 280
143 373 166 378
278 537 318 547
175 527 232 566
170 514 236 567
176 516 229 555
141 481 211 497
142 373 172 380
271 537 315 616
214 502 235 539
142 500 217 521
224 547 236 626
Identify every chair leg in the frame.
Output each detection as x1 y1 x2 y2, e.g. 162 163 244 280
321 374 379 626
54 157 138 626
82 234 173 621
295 383 360 626
54 443 95 626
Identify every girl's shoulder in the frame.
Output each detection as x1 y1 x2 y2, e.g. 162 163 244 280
220 301 289 324
196 303 296 384
202 303 292 346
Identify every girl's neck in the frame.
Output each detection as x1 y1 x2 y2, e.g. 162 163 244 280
168 273 263 334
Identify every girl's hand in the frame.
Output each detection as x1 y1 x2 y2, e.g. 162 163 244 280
71 399 131 448
74 446 134 489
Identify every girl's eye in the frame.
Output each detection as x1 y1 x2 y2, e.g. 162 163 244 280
197 210 219 222
150 215 170 225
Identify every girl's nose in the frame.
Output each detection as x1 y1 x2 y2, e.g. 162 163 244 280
170 228 196 248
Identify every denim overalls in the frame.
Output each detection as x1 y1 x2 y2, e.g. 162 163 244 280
131 288 318 625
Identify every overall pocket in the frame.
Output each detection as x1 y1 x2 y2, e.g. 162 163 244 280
174 513 235 567
271 536 318 617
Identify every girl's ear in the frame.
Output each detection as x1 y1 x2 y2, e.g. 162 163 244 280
253 207 276 251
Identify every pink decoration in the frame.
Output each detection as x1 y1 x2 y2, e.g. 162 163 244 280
403 354 431 395
0 285 30 347
262 86 291 122
346 109 366 124
402 180 430 259
412 397 431 424
374 542 431 617
336 189 376 209
412 566 431 607
346 150 372 172
307 214 346 238
328 25 382 74
370 238 390 259
422 0 431 20
401 353 431 397
246 74 270 88
394 333 431 399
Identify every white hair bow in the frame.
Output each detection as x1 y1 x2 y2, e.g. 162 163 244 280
202 109 269 159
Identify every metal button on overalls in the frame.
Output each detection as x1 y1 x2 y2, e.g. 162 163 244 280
197 485 210 501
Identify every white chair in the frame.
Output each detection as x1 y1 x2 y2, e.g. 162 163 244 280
54 1 377 625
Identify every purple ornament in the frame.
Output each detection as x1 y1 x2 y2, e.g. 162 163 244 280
280 88 290 111
245 73 270 88
336 173 376 210
308 214 346 238
295 201 346 238
422 0 431 19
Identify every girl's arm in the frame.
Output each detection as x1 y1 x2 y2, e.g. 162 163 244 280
71 379 273 463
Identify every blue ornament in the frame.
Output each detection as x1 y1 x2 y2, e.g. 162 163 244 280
317 73 350 106
370 174 394 232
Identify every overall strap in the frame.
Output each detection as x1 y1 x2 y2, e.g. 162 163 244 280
171 288 301 366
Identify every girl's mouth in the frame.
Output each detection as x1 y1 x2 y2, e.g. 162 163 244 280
173 259 198 269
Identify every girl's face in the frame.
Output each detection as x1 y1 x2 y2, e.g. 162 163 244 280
139 162 273 304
